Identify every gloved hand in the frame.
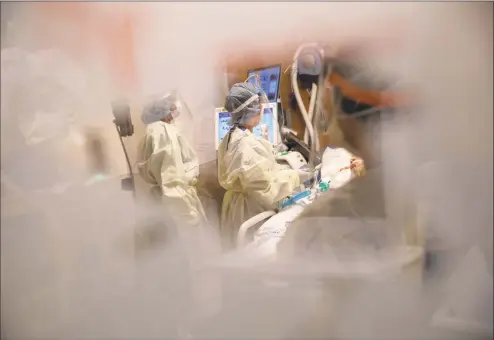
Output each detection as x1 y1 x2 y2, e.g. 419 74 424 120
274 143 288 155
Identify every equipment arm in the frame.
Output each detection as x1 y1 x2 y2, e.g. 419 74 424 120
328 72 411 108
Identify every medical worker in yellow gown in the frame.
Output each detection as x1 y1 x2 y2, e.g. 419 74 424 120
218 83 301 249
137 93 221 337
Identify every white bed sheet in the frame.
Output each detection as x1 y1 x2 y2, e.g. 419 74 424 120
246 147 356 256
212 148 423 277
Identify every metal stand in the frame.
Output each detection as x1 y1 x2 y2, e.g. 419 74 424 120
113 119 136 200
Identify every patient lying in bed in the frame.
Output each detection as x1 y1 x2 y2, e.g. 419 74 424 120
214 146 422 276
241 147 376 258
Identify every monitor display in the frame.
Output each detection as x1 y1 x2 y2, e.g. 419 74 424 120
215 104 278 149
217 111 232 146
247 65 281 103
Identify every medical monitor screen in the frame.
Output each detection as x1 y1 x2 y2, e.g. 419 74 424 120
217 111 232 146
216 106 278 148
247 65 281 103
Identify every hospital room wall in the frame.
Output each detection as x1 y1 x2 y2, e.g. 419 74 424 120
1 3 143 181
1 3 229 180
3 2 421 178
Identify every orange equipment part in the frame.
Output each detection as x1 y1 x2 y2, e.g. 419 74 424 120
328 72 411 108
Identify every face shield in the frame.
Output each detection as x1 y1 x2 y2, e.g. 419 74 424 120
171 90 196 148
142 89 195 147
244 73 270 108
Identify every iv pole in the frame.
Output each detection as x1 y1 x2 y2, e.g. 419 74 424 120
111 99 136 199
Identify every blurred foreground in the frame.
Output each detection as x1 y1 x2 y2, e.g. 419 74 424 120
1 2 492 339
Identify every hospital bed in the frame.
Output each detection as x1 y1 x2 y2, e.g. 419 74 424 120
212 145 423 279
238 146 354 249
